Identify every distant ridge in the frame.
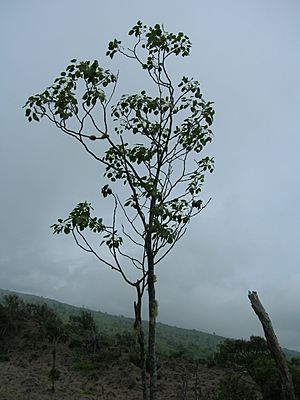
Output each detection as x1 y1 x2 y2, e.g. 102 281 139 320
1 288 298 359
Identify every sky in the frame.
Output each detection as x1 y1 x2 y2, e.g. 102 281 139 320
1 0 300 350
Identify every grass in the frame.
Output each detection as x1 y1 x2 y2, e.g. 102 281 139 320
73 361 97 371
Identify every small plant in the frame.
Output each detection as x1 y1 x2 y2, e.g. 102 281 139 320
128 345 142 368
73 361 97 371
178 371 188 400
48 367 60 392
206 353 216 368
192 361 202 400
80 390 96 397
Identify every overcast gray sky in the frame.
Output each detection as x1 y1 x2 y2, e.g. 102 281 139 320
1 0 300 350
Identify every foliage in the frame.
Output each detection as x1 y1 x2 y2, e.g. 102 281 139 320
0 294 63 346
0 301 13 340
251 356 300 400
289 363 300 398
73 361 97 371
0 289 234 359
215 336 270 373
24 21 215 399
27 302 66 343
251 356 281 400
67 309 99 353
0 294 67 392
290 357 300 367
68 308 97 333
216 372 258 400
214 335 300 400
1 291 300 399
24 19 214 296
0 295 27 337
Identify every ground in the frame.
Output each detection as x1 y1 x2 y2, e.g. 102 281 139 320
0 340 225 399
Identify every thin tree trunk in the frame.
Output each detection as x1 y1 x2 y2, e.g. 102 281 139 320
134 285 148 400
51 345 56 392
248 291 295 400
148 253 157 400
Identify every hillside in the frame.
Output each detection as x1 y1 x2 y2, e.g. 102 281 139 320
1 288 299 359
1 288 300 399
0 288 225 359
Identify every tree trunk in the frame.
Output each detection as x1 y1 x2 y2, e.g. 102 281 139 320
248 291 295 400
134 285 148 400
148 253 157 400
51 345 56 392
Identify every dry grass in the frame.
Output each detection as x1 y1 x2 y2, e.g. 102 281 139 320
0 340 225 399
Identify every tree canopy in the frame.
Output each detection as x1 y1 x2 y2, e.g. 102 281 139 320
24 21 215 400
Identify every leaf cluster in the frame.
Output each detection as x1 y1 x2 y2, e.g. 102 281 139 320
107 21 191 62
51 202 105 235
25 21 215 289
24 59 116 122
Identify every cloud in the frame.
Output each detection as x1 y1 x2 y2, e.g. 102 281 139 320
1 0 299 351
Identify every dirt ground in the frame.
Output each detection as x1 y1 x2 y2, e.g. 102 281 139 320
0 342 225 399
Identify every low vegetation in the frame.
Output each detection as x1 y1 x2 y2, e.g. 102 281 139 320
214 336 300 399
0 290 299 399
0 288 225 359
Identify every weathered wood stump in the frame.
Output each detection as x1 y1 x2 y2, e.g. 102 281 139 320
248 290 295 400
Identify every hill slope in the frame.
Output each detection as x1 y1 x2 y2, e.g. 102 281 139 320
0 288 224 358
1 288 298 359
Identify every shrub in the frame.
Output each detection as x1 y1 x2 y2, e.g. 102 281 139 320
217 372 258 400
215 336 269 372
251 356 281 400
68 309 99 353
73 361 97 371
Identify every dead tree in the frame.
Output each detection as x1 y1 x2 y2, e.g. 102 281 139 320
248 291 295 400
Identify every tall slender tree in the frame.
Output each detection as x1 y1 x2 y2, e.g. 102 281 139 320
24 21 215 399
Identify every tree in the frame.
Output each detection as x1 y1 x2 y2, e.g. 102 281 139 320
39 307 66 393
28 302 64 341
1 294 27 337
24 21 214 400
214 336 270 374
214 334 300 400
68 309 99 353
27 303 67 392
